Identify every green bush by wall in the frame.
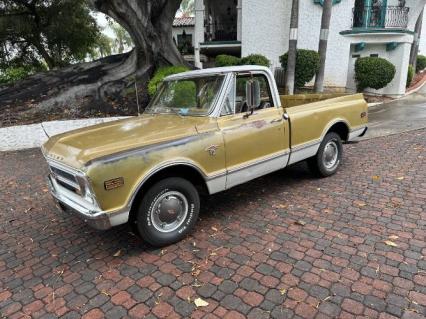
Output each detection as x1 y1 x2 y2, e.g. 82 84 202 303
354 57 395 92
215 55 241 67
240 54 270 67
416 55 426 73
279 49 320 88
215 54 270 67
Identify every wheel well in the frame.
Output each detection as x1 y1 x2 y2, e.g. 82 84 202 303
327 122 349 141
128 165 208 223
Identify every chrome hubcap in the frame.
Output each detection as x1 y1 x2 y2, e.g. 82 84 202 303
151 191 188 233
323 140 339 169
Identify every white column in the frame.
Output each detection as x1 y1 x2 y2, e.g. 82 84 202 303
194 0 205 69
237 0 242 41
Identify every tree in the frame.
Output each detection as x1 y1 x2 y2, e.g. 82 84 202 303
111 23 133 54
409 9 423 71
178 0 194 17
0 0 101 69
314 0 333 93
285 0 299 95
0 0 187 113
89 33 113 59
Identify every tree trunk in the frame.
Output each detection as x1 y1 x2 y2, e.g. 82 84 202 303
0 0 186 118
93 0 185 69
410 9 423 69
31 39 56 69
314 0 333 93
285 0 299 95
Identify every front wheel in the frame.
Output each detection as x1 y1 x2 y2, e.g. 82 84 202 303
136 177 200 247
308 132 343 177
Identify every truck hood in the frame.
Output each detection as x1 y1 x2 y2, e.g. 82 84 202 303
42 114 208 169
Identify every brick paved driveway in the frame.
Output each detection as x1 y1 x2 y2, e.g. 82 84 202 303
1 130 425 319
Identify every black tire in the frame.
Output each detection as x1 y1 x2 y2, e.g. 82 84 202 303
136 177 200 247
308 132 343 177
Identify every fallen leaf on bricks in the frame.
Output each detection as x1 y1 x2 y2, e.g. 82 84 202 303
396 176 404 180
372 175 380 181
211 226 218 232
388 235 399 240
294 220 306 226
113 250 122 257
194 298 209 307
384 240 398 247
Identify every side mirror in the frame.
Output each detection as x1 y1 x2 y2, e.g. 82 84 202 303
245 79 261 111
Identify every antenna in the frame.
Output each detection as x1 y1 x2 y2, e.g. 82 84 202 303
135 80 140 116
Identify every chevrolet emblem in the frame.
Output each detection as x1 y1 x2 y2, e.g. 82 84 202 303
205 145 219 156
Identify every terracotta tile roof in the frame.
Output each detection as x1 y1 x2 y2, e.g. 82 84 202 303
173 17 195 27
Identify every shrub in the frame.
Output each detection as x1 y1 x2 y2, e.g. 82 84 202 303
354 57 395 92
416 55 426 72
280 49 320 88
0 66 34 85
215 54 241 67
240 54 270 67
148 65 189 96
407 64 414 88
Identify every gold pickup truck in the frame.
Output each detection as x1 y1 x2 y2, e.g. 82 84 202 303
42 66 368 246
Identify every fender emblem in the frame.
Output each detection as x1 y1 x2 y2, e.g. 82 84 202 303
104 177 124 190
205 145 219 156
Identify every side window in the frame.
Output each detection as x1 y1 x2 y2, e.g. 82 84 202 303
235 74 273 114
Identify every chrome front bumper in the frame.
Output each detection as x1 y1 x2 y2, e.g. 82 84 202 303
48 175 128 230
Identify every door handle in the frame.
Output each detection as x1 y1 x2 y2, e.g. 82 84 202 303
270 118 283 124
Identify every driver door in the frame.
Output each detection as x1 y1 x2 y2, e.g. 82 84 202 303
217 73 289 189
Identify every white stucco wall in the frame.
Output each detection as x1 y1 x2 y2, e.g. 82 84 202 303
241 0 291 69
240 0 354 87
298 0 354 87
197 0 426 96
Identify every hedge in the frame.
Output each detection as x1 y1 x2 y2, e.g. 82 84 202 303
279 49 320 88
215 54 270 67
407 65 414 88
240 54 270 67
416 55 426 73
354 57 395 92
215 54 241 67
148 65 189 97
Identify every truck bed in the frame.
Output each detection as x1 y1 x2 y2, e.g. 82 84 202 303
280 93 368 165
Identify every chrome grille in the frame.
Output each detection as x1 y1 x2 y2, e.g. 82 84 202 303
50 166 77 184
49 165 80 193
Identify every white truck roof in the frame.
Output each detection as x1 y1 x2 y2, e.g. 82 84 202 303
165 65 274 81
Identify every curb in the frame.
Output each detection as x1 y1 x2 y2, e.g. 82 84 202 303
0 117 129 152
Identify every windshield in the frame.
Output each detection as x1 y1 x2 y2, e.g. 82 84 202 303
146 75 225 116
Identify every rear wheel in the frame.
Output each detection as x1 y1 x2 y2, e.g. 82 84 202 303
308 132 343 177
136 177 200 247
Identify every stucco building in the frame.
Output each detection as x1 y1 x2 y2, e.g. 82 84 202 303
189 0 426 97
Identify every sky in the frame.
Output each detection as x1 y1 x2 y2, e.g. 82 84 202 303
93 12 115 39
